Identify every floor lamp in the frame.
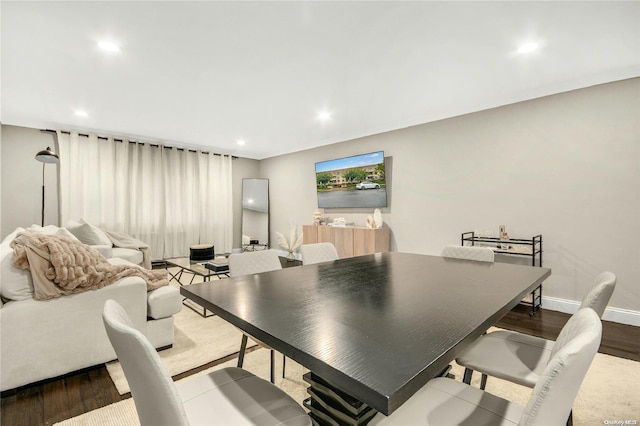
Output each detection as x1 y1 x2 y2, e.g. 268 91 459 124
35 147 59 227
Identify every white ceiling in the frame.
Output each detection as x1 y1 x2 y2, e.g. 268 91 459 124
2 1 639 160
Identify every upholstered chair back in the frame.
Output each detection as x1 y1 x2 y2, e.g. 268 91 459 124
578 271 616 318
300 243 339 265
103 300 188 426
228 250 282 278
521 308 601 426
441 245 495 262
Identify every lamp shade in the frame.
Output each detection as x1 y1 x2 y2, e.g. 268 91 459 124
35 147 59 164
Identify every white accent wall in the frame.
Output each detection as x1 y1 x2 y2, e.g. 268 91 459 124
260 78 640 317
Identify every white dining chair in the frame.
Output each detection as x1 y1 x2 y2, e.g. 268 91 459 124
102 300 311 426
229 250 282 278
369 308 602 426
456 271 615 425
228 250 284 383
300 242 339 265
441 245 495 262
457 271 615 387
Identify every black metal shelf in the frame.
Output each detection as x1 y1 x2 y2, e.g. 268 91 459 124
462 231 543 316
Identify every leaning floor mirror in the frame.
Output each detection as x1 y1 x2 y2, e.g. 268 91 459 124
241 178 269 251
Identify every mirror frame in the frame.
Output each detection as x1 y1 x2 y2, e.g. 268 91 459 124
241 178 270 250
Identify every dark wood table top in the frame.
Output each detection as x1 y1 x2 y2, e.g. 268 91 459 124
181 252 551 415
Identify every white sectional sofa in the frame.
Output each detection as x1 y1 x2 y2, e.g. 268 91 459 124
0 226 181 392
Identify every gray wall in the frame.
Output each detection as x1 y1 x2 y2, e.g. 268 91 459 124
1 126 59 235
260 78 640 314
2 79 638 317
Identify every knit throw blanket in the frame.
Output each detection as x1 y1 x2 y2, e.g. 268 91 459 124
11 231 168 301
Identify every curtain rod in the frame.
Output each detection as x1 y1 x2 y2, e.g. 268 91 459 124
40 129 237 159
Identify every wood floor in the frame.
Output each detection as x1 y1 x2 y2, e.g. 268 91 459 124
2 305 639 426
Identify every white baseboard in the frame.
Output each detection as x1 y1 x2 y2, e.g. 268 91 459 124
541 296 640 327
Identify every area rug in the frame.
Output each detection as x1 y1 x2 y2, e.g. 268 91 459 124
60 347 639 426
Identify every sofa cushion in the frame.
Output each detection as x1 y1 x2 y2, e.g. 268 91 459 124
92 244 113 258
107 257 179 318
107 257 134 266
66 219 111 246
147 286 182 319
0 227 34 301
112 247 144 265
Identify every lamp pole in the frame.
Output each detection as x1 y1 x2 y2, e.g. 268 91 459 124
41 162 46 226
35 147 60 227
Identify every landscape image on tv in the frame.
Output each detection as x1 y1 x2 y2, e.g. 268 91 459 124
315 151 387 208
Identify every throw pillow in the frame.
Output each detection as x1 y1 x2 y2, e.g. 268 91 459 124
66 219 112 246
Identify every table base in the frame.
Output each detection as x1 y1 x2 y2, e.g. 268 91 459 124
303 373 377 426
303 364 454 426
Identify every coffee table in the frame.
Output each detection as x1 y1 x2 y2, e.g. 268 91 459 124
165 256 229 317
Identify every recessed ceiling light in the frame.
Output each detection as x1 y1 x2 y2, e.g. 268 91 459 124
517 42 539 54
317 111 332 122
236 139 246 146
98 41 120 53
74 110 88 117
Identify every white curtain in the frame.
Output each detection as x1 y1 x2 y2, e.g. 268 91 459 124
58 131 233 259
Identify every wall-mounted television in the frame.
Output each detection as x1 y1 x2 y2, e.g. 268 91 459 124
315 151 387 208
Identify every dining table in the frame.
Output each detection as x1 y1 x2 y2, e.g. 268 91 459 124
180 251 551 425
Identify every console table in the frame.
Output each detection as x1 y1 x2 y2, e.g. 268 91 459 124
303 225 390 258
461 231 543 316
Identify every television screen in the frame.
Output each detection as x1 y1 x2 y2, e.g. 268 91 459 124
315 151 387 208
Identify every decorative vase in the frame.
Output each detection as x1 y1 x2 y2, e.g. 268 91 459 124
373 209 383 229
286 250 295 261
313 209 323 225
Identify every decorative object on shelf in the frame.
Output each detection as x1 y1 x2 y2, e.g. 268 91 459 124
189 244 215 261
34 147 60 227
373 209 383 229
276 224 303 261
366 215 375 229
499 225 509 249
328 217 354 227
313 209 323 225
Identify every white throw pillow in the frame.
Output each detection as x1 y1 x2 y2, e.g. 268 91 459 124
0 227 34 301
66 219 111 246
